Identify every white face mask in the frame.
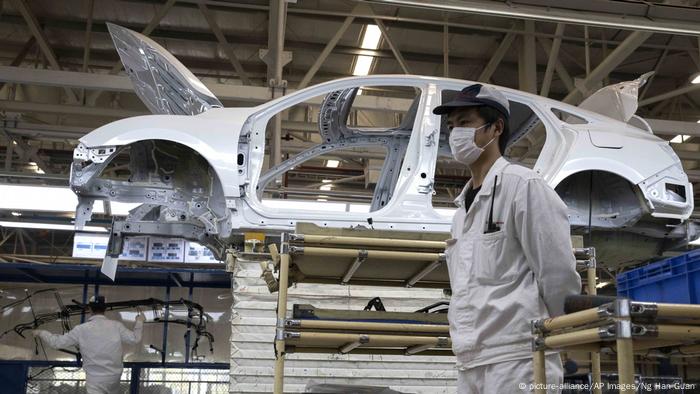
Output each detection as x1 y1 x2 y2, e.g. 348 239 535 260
448 124 496 165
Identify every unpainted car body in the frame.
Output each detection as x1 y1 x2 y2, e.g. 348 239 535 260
70 25 695 266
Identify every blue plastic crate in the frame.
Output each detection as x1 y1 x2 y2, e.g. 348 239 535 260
617 249 700 304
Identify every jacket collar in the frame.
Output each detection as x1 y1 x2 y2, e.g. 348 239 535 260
454 157 509 207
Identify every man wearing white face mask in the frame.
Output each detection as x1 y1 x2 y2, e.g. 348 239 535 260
432 84 581 394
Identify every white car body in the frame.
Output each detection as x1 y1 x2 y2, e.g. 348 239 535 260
70 25 694 264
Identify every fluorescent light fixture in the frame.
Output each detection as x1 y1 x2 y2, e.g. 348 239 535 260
0 184 138 215
352 55 374 76
0 221 108 232
697 120 700 124
261 199 347 212
360 25 382 50
325 160 340 168
352 25 382 76
28 161 37 166
11 211 21 217
319 184 332 191
692 73 700 84
321 179 332 183
596 281 610 289
316 198 328 202
670 134 691 143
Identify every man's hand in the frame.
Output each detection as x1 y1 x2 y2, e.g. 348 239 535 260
136 313 146 323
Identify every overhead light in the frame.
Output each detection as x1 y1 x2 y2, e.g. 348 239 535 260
325 160 339 168
0 185 138 215
316 198 328 202
360 24 382 50
0 221 108 232
321 179 332 183
28 161 37 166
35 168 45 175
670 135 691 143
10 211 22 217
596 281 611 289
319 184 332 191
352 56 374 76
12 141 17 145
352 24 382 76
317 195 329 199
692 73 700 84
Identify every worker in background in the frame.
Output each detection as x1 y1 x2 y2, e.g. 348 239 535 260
32 295 145 394
432 84 581 394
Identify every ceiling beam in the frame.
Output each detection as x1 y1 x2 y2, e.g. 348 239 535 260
518 20 537 94
477 30 516 83
640 84 700 107
539 23 564 97
374 18 412 74
198 2 252 85
563 31 653 104
297 12 356 89
538 36 575 94
9 0 79 104
361 0 700 36
0 66 413 111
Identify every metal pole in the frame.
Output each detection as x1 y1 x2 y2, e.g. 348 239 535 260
273 235 290 394
129 366 139 394
586 258 602 394
616 337 635 393
533 349 546 394
161 283 171 365
185 272 194 363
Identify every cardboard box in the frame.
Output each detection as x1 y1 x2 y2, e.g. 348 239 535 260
184 241 220 263
148 237 185 262
72 233 109 259
119 236 148 261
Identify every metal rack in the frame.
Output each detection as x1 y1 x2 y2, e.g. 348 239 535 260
267 225 451 394
531 298 700 394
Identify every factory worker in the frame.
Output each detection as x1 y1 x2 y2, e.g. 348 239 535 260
432 84 581 394
33 295 145 394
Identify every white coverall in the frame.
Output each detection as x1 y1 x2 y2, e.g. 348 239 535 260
36 314 143 394
446 157 581 394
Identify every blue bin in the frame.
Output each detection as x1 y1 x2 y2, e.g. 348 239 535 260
617 249 700 304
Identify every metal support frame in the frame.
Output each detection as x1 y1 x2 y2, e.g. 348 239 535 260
443 23 449 77
297 11 356 89
9 0 79 104
563 31 653 104
477 28 516 82
261 0 291 169
518 20 537 94
539 23 564 97
341 250 368 284
374 19 412 74
273 233 290 394
198 2 251 85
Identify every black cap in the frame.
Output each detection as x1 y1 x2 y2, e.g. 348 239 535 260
88 295 106 308
433 83 510 118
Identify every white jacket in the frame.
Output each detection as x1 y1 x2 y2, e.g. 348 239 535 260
37 315 143 378
446 157 581 369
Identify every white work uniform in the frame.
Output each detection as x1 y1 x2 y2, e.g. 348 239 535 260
37 314 143 394
446 157 581 393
